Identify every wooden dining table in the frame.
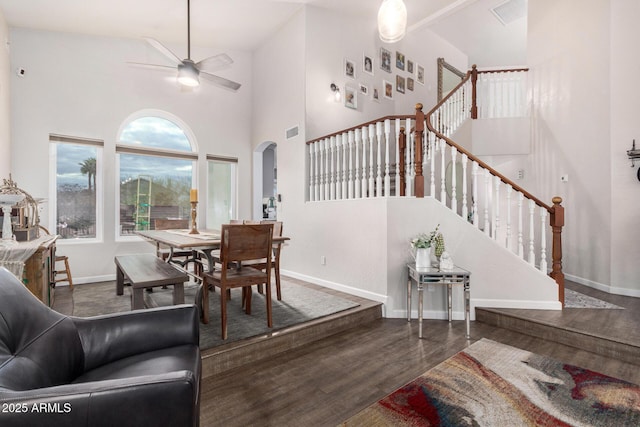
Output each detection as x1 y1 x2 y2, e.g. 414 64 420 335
136 228 290 322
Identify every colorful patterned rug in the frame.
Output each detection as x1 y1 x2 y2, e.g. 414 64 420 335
341 339 640 426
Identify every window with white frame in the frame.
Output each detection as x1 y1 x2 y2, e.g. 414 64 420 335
206 155 238 230
116 113 198 237
50 134 103 240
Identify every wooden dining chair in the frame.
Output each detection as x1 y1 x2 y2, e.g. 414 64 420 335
245 220 284 300
201 223 274 339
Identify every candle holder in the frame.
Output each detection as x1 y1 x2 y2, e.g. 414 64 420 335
189 201 199 234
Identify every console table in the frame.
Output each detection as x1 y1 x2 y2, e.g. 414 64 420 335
0 235 57 306
407 263 471 339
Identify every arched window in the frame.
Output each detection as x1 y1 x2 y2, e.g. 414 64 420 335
116 111 198 237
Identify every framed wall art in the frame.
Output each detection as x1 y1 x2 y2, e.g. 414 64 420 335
417 64 425 85
396 75 405 94
383 80 393 99
396 51 405 71
344 85 357 109
344 58 356 79
363 54 374 75
380 47 391 73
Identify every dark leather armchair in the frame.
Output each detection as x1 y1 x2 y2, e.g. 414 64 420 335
0 267 201 427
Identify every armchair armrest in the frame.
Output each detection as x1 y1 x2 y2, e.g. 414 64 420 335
0 371 199 427
72 304 199 371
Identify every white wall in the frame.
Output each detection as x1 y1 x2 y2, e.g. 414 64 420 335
610 0 640 295
527 1 614 290
304 6 467 141
8 28 254 282
0 9 10 177
251 5 557 318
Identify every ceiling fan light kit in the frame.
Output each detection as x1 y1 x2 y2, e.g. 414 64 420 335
378 0 407 43
129 0 241 91
177 59 200 87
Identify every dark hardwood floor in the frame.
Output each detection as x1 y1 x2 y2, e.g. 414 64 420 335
53 278 640 427
200 280 640 427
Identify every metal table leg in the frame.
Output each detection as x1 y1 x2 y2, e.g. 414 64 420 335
464 278 470 339
418 284 424 338
407 277 412 322
447 283 452 322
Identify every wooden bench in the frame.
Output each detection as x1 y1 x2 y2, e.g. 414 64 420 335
115 254 188 310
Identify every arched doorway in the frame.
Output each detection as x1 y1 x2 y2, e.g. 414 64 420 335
252 141 277 220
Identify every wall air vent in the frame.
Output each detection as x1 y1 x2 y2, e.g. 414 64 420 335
285 125 299 140
491 0 527 26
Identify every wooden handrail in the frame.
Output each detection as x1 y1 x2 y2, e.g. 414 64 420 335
424 103 552 212
306 115 413 145
424 65 564 302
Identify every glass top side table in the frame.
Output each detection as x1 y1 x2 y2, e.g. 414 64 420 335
407 263 471 339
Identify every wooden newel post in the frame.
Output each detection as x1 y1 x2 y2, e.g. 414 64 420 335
414 103 425 198
549 196 565 307
470 64 478 119
399 128 406 197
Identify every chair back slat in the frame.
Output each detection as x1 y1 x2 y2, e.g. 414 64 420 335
221 224 273 263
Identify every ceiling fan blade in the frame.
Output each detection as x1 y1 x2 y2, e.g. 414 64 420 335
200 71 242 91
195 53 234 73
143 37 182 65
127 62 177 72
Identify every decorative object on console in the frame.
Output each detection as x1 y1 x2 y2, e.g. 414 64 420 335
439 251 454 270
0 175 41 243
189 188 199 234
410 224 445 268
378 0 407 43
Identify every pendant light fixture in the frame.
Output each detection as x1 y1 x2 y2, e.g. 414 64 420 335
377 0 407 43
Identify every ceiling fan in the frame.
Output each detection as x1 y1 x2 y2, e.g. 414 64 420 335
128 0 241 91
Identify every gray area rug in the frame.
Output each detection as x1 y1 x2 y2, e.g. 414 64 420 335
71 279 359 349
564 288 624 309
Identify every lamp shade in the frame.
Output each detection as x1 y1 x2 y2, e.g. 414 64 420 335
177 60 200 87
377 0 407 43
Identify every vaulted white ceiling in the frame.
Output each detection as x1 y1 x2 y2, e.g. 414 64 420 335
0 0 526 66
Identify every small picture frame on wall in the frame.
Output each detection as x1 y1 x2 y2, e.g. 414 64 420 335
359 83 369 95
417 64 425 85
396 51 405 71
407 60 414 74
344 58 356 79
396 75 405 94
383 80 393 99
372 87 380 102
363 54 374 75
407 77 414 91
380 48 391 73
344 85 357 109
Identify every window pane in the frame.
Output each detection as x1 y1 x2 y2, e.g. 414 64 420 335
119 153 193 234
207 161 236 229
120 117 192 152
56 144 98 239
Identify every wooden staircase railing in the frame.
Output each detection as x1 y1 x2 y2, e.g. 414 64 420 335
423 65 565 306
305 66 565 306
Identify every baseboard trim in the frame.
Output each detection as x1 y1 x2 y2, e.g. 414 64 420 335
281 270 388 307
472 298 562 311
565 273 640 298
72 274 116 285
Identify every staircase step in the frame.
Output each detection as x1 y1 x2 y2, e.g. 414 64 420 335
201 302 383 378
476 307 640 365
